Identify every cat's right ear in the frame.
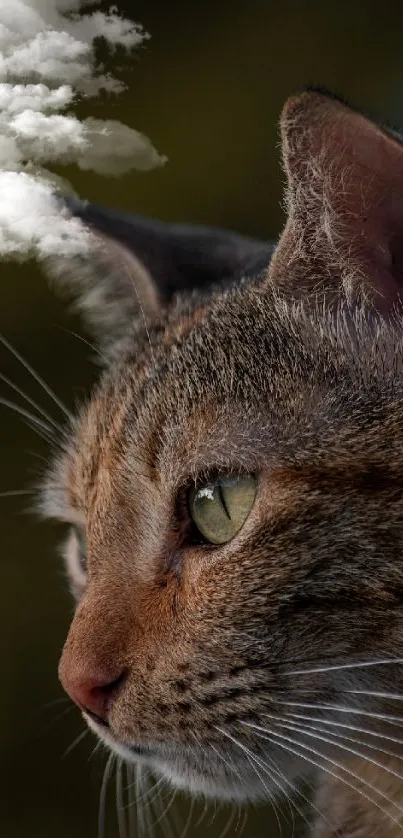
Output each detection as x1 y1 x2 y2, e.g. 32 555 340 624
53 199 270 356
267 89 403 310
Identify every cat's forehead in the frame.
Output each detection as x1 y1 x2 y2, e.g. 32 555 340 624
54 283 403 523
70 284 269 506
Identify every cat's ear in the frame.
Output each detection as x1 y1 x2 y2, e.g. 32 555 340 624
50 221 160 355
56 198 271 354
268 88 403 310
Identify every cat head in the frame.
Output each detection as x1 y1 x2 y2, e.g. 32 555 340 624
45 90 403 801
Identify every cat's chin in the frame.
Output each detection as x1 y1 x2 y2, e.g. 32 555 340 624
85 714 268 803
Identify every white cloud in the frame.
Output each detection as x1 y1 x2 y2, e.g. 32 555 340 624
0 83 74 115
0 171 92 260
0 1 166 264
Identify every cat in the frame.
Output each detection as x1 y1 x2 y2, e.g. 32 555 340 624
39 87 403 838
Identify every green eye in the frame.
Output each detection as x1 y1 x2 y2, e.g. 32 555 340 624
188 474 257 545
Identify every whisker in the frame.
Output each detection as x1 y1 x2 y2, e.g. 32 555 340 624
116 758 128 838
263 724 403 830
0 370 63 433
146 774 168 811
179 794 195 838
236 805 248 837
276 714 403 766
264 749 320 836
0 332 72 420
242 722 403 829
215 727 284 837
166 794 185 838
133 763 146 838
60 327 107 363
192 784 211 830
284 658 403 677
89 741 103 762
246 757 287 836
275 718 403 784
25 449 49 464
262 708 403 774
98 752 115 838
280 710 403 749
209 740 243 784
346 689 403 701
0 489 37 498
125 763 137 838
36 696 70 713
272 699 403 727
217 725 330 834
36 703 75 734
138 766 165 806
0 396 56 444
233 800 246 835
142 768 159 838
62 728 89 758
216 803 240 838
207 743 251 834
242 753 291 838
150 783 178 832
270 757 316 838
126 770 165 809
217 726 310 835
206 797 219 831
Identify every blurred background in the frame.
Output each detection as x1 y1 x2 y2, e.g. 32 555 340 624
2 1 403 836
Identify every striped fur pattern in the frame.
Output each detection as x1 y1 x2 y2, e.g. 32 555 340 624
46 90 403 836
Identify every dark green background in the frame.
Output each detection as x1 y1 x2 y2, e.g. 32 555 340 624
2 1 403 836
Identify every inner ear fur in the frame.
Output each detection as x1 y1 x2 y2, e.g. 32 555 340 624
268 89 403 309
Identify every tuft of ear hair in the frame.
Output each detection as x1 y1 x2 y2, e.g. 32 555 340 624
267 88 403 311
53 198 272 356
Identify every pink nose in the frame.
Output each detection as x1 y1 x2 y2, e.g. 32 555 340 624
60 670 127 724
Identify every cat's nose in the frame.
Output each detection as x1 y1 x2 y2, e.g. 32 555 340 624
60 668 127 724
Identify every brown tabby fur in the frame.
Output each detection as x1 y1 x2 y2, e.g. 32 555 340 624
44 90 403 836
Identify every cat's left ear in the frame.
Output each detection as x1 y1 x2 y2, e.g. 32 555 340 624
55 199 271 354
268 88 403 309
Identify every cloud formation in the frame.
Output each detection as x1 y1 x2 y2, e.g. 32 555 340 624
0 0 166 262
